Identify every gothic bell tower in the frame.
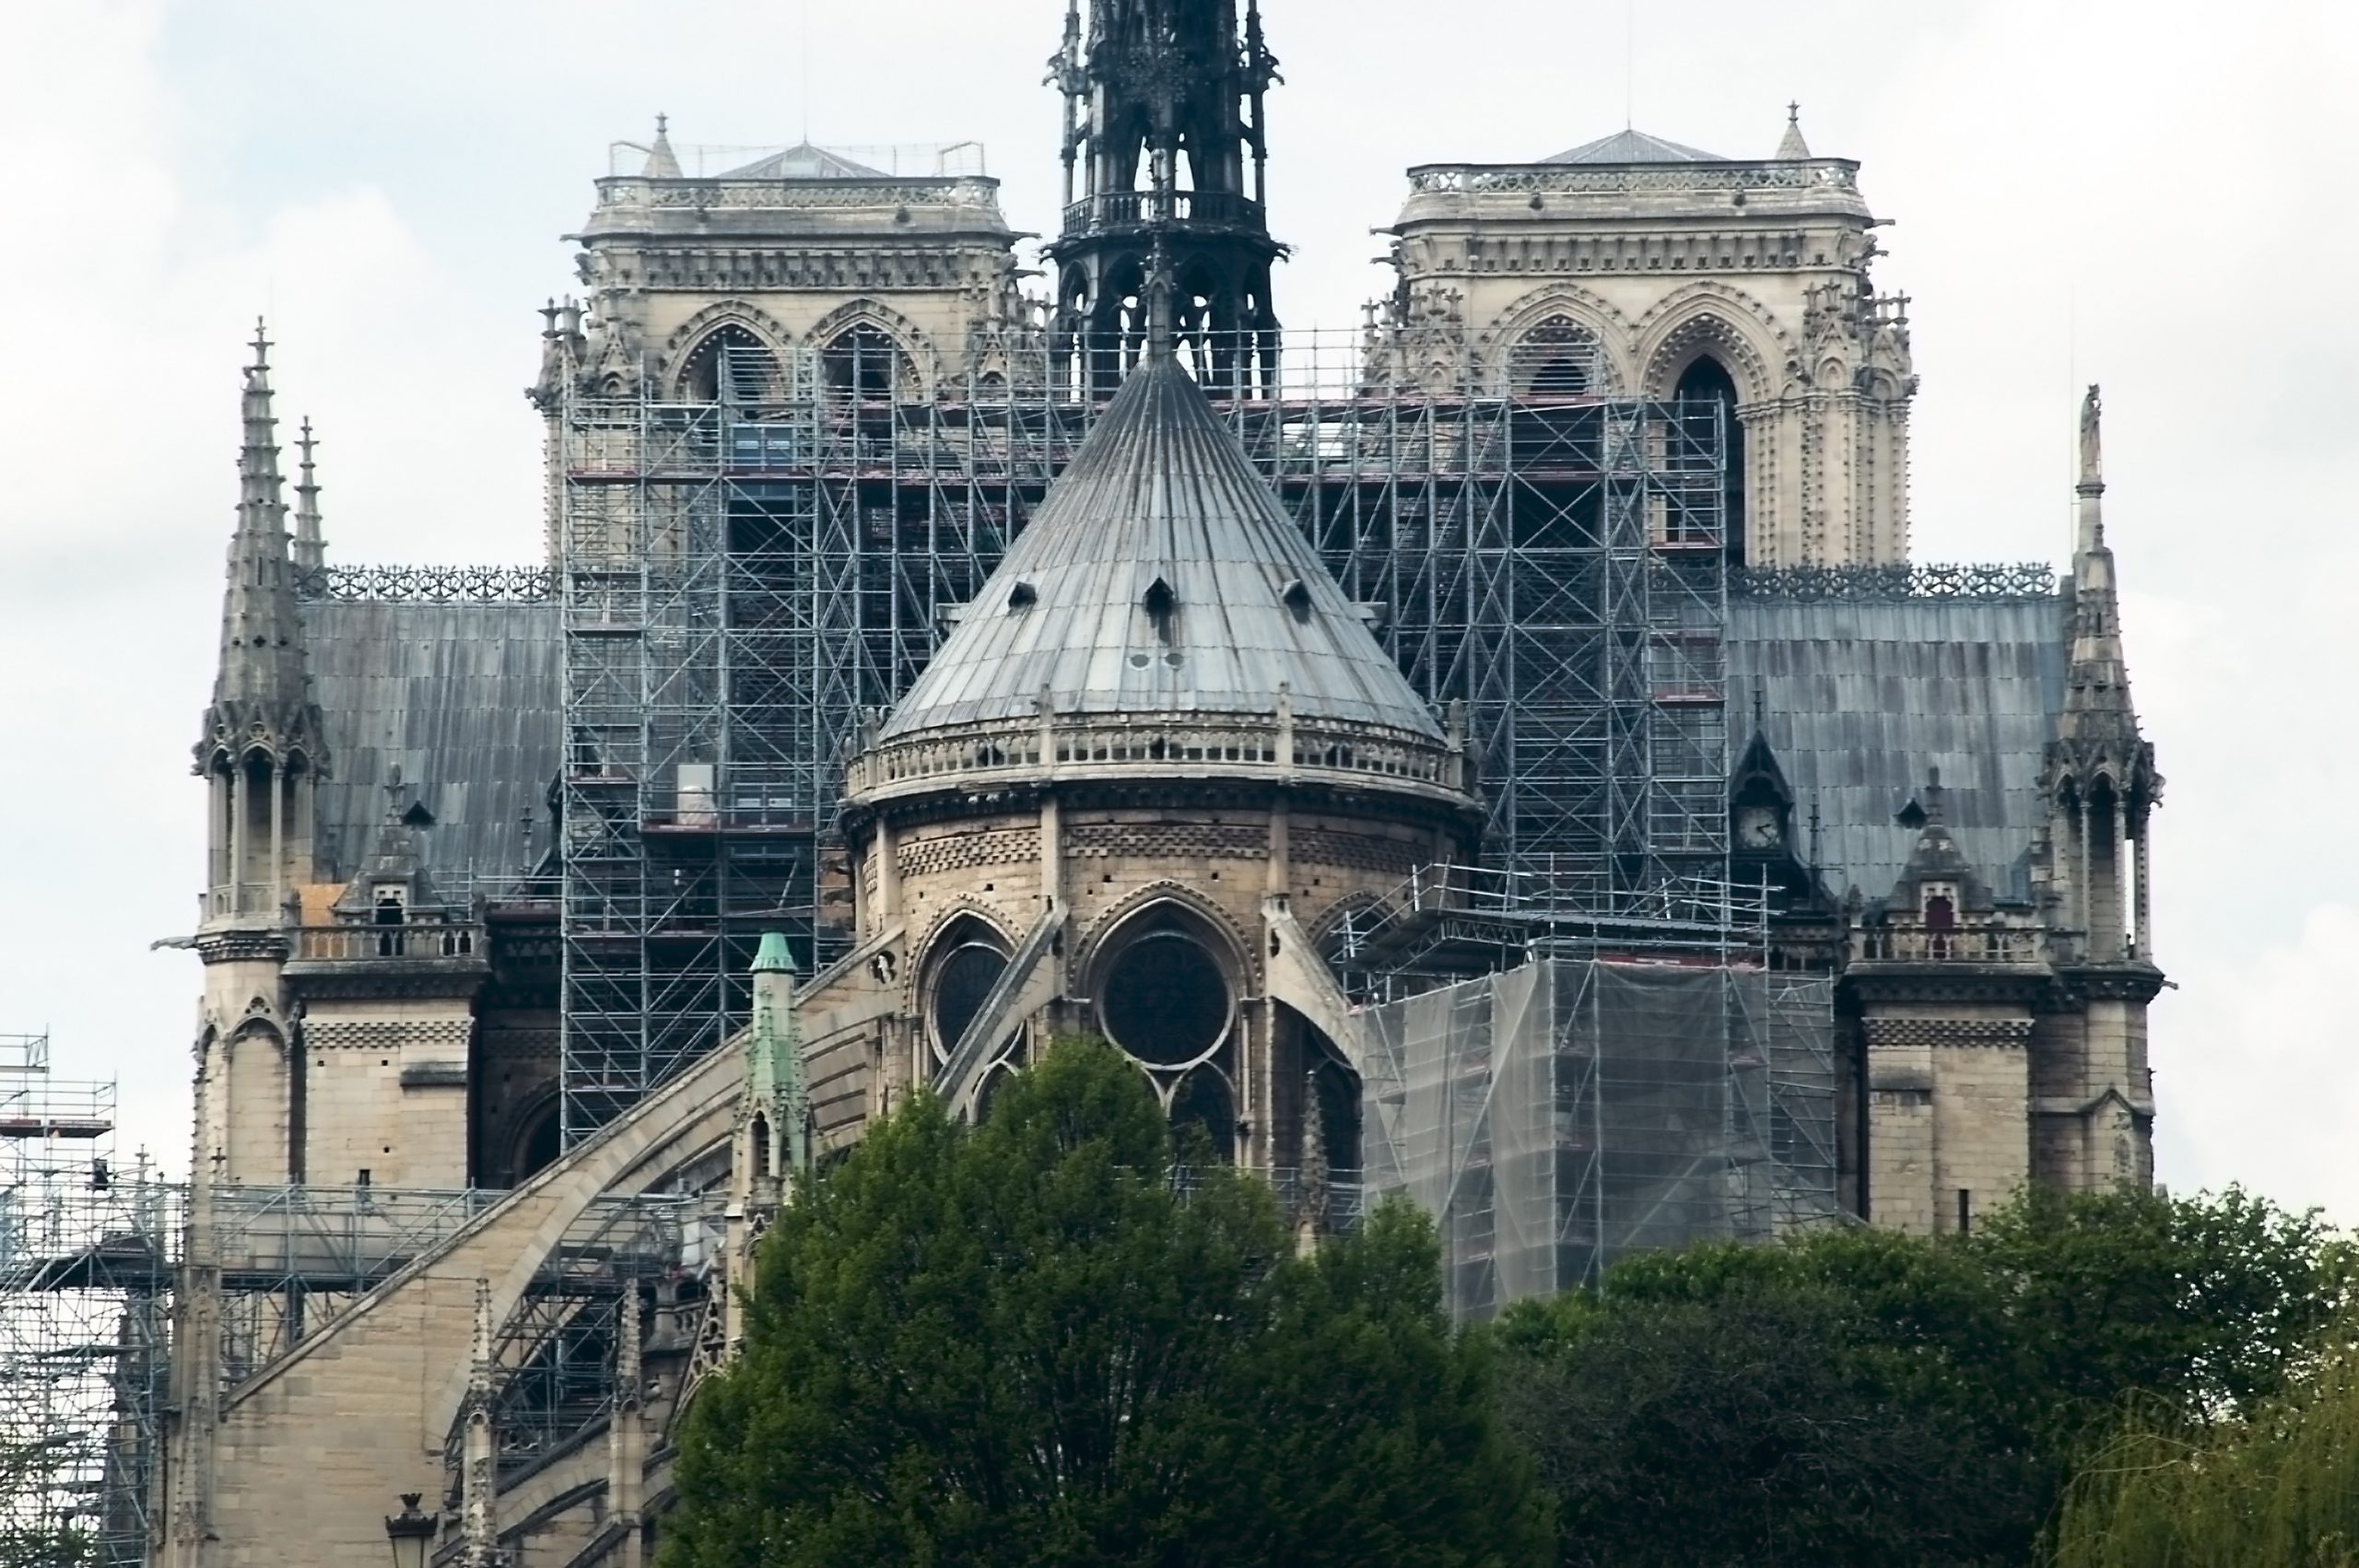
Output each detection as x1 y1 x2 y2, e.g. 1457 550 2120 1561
1047 0 1285 396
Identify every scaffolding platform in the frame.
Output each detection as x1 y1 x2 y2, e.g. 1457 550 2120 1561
557 326 1731 1143
0 1034 174 1567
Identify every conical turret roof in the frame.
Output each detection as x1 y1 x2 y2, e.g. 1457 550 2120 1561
880 353 1442 742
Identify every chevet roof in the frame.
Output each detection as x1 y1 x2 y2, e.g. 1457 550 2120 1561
879 352 1443 742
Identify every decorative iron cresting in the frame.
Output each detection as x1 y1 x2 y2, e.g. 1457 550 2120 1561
296 565 555 604
1733 562 2056 602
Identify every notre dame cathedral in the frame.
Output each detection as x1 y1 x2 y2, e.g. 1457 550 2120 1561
165 1 2161 1560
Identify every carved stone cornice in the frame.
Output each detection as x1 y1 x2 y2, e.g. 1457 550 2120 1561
1842 960 2053 1011
195 928 289 965
2053 963 2168 1006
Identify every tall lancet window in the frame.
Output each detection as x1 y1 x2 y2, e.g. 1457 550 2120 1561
1674 356 1746 566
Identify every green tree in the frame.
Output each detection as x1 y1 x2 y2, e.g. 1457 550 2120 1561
1494 1188 2354 1567
0 1433 92 1568
1961 1183 2354 1435
1494 1228 2046 1568
2050 1333 2359 1568
661 1036 1548 1568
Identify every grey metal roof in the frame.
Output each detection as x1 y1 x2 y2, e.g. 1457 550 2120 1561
880 353 1444 742
721 142 888 181
300 600 562 889
1545 128 1729 166
1727 596 2065 902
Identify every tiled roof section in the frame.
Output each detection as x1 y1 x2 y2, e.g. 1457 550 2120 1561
1544 128 1729 166
1728 596 2065 902
880 353 1444 742
301 600 562 890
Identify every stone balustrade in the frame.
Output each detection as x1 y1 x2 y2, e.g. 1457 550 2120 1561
847 708 1471 807
1855 925 2044 965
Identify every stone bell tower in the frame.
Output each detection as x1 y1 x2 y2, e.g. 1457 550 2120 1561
810 333 1480 1179
1046 0 1285 396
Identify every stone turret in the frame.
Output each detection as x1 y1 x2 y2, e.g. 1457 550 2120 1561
192 323 325 1187
2034 385 2164 1191
196 322 325 923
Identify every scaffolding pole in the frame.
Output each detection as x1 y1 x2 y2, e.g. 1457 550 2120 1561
555 326 1731 1144
0 1034 176 1567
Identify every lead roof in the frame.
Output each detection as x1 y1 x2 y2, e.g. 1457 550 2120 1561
302 600 561 893
878 353 1446 743
1727 596 2065 902
1543 128 1730 165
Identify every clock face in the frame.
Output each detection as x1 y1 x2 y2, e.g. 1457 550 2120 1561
1736 805 1783 850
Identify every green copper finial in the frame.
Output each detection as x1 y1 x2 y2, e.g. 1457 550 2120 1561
753 930 797 975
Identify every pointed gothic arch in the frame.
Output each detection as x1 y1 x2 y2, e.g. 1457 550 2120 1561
1477 286 1637 394
804 298 940 400
675 323 781 404
656 303 792 399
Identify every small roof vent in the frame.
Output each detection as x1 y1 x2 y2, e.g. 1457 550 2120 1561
1142 576 1176 616
1006 580 1038 612
1281 579 1312 619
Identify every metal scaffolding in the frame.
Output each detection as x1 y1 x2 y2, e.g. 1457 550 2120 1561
557 327 1729 1143
0 1035 175 1567
1358 956 1839 1321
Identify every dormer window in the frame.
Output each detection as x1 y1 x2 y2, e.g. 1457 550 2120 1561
373 884 409 956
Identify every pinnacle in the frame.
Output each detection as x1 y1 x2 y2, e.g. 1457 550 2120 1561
1776 102 1813 161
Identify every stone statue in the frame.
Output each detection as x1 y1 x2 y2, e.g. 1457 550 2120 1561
2079 382 2103 486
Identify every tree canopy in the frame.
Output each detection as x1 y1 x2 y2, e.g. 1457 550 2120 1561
661 1036 1549 1568
1492 1185 2354 1568
2049 1334 2359 1567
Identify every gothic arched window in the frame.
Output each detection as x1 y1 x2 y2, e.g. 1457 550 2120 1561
1673 355 1747 566
821 325 906 403
1509 315 1601 397
678 324 777 404
925 922 1012 1066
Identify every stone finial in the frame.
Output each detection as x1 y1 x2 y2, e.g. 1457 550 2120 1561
642 112 683 179
1776 101 1813 160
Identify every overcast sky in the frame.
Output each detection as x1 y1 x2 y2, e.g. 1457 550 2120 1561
3 0 2353 1220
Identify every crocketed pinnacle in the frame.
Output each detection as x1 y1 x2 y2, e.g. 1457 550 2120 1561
879 351 1443 742
212 322 311 720
292 416 324 575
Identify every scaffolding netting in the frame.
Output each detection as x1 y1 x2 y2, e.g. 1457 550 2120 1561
1359 957 1838 1319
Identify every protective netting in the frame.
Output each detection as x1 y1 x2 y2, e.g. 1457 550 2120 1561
1359 957 1837 1320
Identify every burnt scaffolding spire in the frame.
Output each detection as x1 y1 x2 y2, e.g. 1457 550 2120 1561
1047 0 1285 398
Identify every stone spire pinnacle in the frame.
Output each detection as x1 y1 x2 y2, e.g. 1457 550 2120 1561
641 112 681 178
1776 101 1812 160
200 321 322 770
748 931 809 1179
460 1278 501 1566
2060 384 2136 737
291 416 323 575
